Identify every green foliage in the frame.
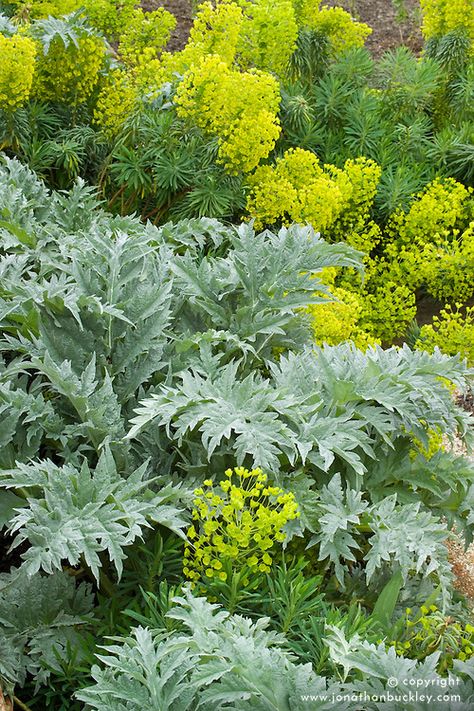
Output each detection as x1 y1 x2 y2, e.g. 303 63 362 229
0 13 16 36
307 473 369 585
1 0 474 702
130 336 473 604
366 498 452 598
254 560 326 636
1 0 473 351
78 588 350 711
0 568 94 689
389 605 474 673
306 474 454 603
129 335 472 479
416 304 474 364
325 624 474 700
0 451 186 581
0 159 472 707
371 570 404 630
76 589 474 709
286 28 330 84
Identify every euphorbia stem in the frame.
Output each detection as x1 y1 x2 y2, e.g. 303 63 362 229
14 696 33 711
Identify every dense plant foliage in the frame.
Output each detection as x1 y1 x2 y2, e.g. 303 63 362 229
0 155 473 708
1 0 474 706
0 0 473 350
389 604 474 671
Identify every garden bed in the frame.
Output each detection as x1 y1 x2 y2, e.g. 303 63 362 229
0 0 473 708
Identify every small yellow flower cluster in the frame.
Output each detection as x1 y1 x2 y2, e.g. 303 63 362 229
307 285 380 350
345 221 383 260
246 152 411 346
420 0 474 42
33 35 106 106
11 0 79 18
416 304 474 365
297 2 372 56
175 55 281 173
388 178 471 249
82 0 136 39
246 148 351 231
11 0 138 40
390 605 474 672
93 70 138 138
359 277 417 342
329 158 382 245
385 179 473 304
409 426 444 460
187 0 243 66
129 57 166 99
118 8 176 66
183 466 300 585
0 34 37 112
420 223 474 303
238 0 298 75
156 1 245 83
332 247 417 343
